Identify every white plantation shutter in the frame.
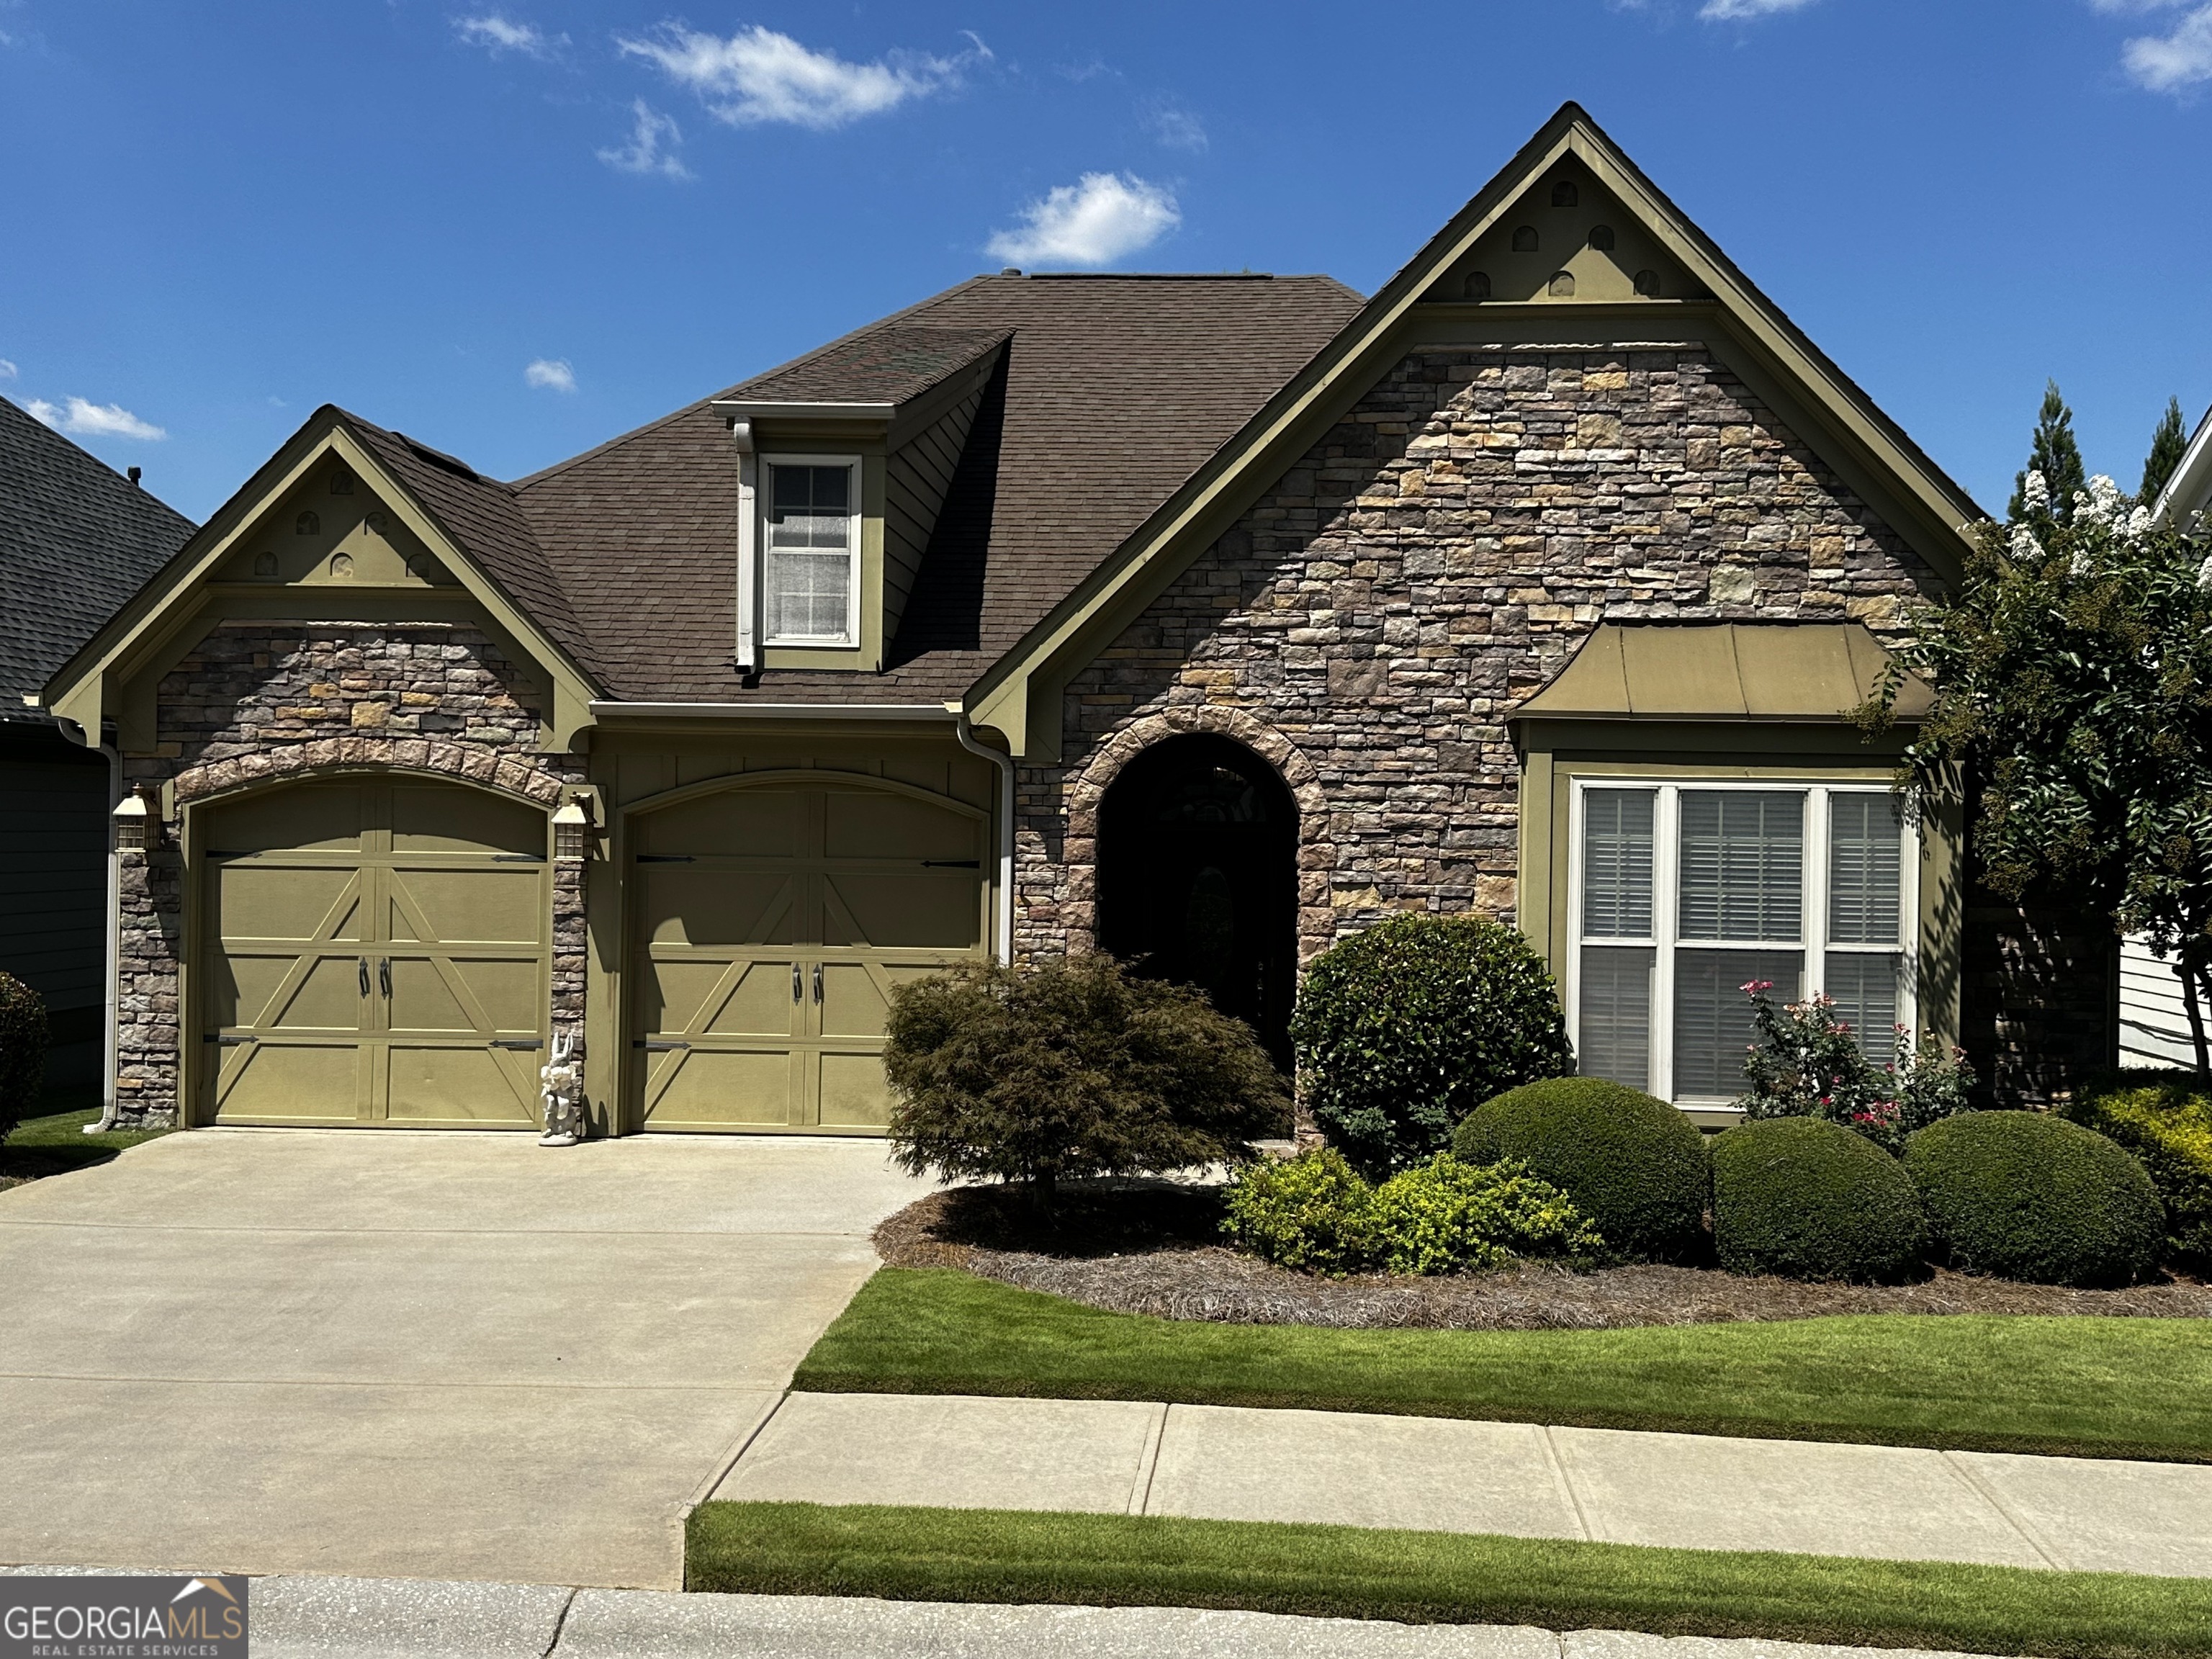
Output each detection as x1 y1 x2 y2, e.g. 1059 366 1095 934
1825 950 1901 1066
1827 793 1903 945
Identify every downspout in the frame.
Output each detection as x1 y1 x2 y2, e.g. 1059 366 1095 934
88 742 124 1133
954 716 1016 963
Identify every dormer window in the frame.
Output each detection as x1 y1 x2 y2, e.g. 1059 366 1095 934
763 458 860 646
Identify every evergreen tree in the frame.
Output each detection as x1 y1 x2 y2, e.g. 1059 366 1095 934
2141 396 2190 505
2007 379 2087 523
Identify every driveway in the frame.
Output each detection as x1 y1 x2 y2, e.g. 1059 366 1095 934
0 1128 931 1588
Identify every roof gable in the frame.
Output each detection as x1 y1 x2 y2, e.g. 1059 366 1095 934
964 103 1983 757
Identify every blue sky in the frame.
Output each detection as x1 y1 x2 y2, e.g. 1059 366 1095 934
2 0 2207 525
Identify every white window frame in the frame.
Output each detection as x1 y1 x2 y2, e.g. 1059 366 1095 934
759 454 862 649
1565 778 1919 1107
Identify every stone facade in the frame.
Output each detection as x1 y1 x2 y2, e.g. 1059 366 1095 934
1015 344 1941 967
112 622 584 1125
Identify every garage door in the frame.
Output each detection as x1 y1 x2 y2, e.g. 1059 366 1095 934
631 776 986 1134
200 777 552 1127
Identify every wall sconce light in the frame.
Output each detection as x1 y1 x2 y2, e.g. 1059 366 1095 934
113 793 150 852
553 799 591 861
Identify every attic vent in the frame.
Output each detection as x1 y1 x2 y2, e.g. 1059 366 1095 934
1634 269 1663 297
1551 181 1578 207
398 435 481 481
1462 271 1492 301
295 511 320 536
329 471 354 495
1548 271 1577 297
1511 226 1539 253
1588 225 1616 251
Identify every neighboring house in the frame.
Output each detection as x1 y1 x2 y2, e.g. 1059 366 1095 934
2117 400 2212 1069
0 395 197 1104
43 105 2096 1136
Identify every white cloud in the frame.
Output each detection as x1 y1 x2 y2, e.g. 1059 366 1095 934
524 357 577 392
26 396 166 441
454 14 565 58
616 23 983 130
1146 104 1208 152
1699 0 1817 17
0 359 15 380
2115 2 2212 89
986 173 1180 269
597 99 691 178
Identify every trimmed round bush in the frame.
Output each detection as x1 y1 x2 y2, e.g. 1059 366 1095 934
1292 915 1573 1179
1905 1111 2164 1287
1219 1147 1377 1277
1710 1117 1928 1283
1452 1077 1709 1263
0 971 49 1144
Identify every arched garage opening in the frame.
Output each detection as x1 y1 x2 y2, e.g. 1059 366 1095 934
1097 734 1298 1069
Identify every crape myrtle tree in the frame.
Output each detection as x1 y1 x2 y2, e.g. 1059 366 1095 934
1862 453 2212 1078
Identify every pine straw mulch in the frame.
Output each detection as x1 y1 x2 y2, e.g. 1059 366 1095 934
873 1180 2212 1331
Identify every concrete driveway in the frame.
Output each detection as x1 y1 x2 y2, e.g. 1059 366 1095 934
0 1128 931 1588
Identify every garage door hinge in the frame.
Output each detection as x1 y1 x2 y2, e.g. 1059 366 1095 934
491 853 546 863
922 859 981 868
636 1038 691 1051
490 1038 545 1050
636 854 695 863
207 1035 255 1046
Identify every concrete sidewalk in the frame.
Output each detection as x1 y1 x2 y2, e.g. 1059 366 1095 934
7 1570 2013 1659
715 1392 2212 1578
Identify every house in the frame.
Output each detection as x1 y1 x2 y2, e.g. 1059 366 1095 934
2117 400 2212 1069
43 104 2092 1137
0 395 196 1107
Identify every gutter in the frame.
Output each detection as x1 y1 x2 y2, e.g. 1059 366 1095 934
91 743 122 1133
585 701 958 721
2152 403 2212 534
954 716 1017 963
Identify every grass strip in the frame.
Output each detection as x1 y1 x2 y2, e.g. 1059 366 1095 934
688 1501 2212 1658
1 1107 172 1187
794 1267 2212 1462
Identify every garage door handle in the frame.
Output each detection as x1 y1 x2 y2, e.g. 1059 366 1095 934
791 963 803 1001
813 963 824 1004
359 958 371 998
379 958 392 998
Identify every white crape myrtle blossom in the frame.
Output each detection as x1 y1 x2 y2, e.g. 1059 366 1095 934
2022 469 2051 516
2075 475 2128 529
2010 521 2045 562
2197 551 2212 591
2126 504 2154 544
2072 544 2095 579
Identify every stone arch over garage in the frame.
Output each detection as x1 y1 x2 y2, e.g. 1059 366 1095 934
1061 706 1336 967
171 737 568 811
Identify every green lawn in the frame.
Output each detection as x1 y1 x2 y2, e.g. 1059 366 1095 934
0 1106 172 1188
688 1501 2212 1658
794 1267 2212 1462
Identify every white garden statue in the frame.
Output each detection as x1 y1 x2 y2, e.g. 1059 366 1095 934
538 1032 584 1147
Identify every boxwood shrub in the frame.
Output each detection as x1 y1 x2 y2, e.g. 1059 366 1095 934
1452 1077 1709 1263
1904 1111 2164 1287
0 971 48 1143
1292 915 1573 1179
2063 1071 2212 1270
1709 1117 1928 1283
1218 1146 1377 1277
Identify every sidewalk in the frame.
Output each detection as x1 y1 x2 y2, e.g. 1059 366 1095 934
714 1392 2212 1578
7 1571 2010 1659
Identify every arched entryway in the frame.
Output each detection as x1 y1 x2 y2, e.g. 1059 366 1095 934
1097 734 1298 1068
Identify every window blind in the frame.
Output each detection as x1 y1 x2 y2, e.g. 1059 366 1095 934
1673 947 1802 1097
1578 945 1653 1090
1581 789 1655 938
1678 791 1802 941
1825 950 1902 1066
1827 792 1902 945
765 464 853 641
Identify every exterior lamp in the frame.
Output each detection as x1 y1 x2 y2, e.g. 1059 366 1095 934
552 799 592 861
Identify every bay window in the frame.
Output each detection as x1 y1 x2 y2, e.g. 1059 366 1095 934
1570 781 1913 1105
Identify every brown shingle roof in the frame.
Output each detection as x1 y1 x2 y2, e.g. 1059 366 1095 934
511 272 1364 703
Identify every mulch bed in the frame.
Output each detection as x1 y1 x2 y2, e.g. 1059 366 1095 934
874 1181 2212 1331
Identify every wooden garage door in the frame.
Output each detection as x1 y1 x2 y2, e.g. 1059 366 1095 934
631 778 985 1134
200 778 552 1128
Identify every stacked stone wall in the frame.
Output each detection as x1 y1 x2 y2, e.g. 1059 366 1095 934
112 621 584 1125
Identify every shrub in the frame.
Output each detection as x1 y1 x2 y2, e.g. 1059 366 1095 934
884 953 1289 1205
1368 1155 1604 1276
1709 1117 1928 1283
1220 1148 1601 1277
1905 1112 2165 1287
1736 982 1972 1152
0 972 48 1143
2064 1072 2212 1269
1292 915 1573 1179
1452 1077 1709 1262
1219 1147 1377 1276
